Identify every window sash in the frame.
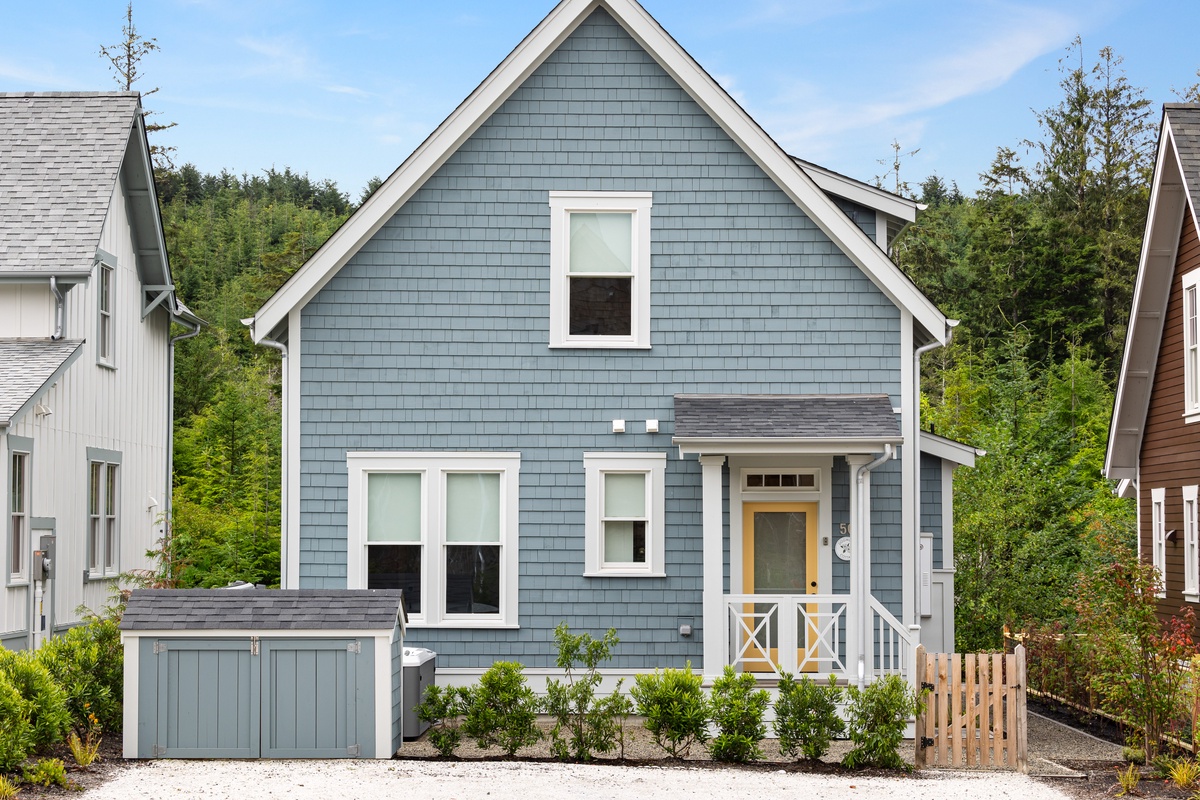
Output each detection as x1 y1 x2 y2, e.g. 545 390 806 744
87 460 118 576
9 453 26 580
1186 486 1199 597
1152 488 1166 597
99 262 113 363
1184 271 1200 415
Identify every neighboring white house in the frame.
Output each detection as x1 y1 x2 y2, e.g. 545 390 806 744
0 92 200 649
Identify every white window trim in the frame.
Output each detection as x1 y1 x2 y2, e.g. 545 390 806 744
8 449 30 585
1184 269 1200 422
1185 485 1199 601
86 449 121 580
1152 487 1166 598
96 255 116 369
346 452 520 628
548 191 652 349
583 452 666 577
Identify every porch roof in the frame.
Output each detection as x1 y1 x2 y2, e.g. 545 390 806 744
672 394 901 454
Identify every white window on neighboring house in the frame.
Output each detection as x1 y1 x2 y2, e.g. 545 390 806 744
87 451 120 578
97 258 115 367
1185 485 1199 600
9 450 29 583
1184 269 1200 421
548 191 652 349
1152 487 1166 598
583 453 666 577
346 452 520 628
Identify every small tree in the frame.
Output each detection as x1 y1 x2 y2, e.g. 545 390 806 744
461 662 540 756
415 685 471 758
543 623 630 761
707 666 770 763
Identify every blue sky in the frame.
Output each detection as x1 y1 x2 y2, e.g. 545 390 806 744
2 0 1197 199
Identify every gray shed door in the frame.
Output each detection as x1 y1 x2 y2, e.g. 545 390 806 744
155 639 260 758
261 639 360 758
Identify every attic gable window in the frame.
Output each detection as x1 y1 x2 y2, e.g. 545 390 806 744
549 192 652 349
1185 269 1200 420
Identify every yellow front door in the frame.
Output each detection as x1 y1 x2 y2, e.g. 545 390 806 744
741 502 819 673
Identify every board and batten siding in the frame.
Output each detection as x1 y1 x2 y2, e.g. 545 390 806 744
2 174 168 638
296 9 904 669
1140 214 1200 624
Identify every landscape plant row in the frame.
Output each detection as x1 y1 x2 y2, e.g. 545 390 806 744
0 616 123 794
416 623 922 770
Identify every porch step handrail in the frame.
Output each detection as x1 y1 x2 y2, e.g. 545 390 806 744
868 595 914 679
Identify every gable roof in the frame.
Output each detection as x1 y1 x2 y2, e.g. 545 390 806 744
249 0 947 345
0 339 83 429
1105 104 1200 479
120 589 406 632
0 92 198 324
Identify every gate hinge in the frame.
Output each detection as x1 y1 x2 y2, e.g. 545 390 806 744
250 636 260 656
347 744 360 756
919 737 934 749
153 744 167 757
153 641 167 655
347 640 361 654
920 682 935 692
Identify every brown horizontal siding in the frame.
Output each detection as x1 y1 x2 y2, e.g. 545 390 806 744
1140 214 1200 623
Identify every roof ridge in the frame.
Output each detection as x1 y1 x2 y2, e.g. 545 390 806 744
0 91 139 98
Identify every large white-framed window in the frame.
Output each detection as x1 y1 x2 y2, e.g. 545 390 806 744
548 191 652 349
583 452 666 577
96 255 116 368
1152 487 1167 598
86 448 121 579
346 452 520 628
8 448 30 585
1185 485 1199 601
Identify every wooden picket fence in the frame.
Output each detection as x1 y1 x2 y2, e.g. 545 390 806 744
914 644 1028 771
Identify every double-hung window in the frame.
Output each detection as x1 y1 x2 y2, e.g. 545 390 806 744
347 452 520 627
97 256 115 367
1185 485 1199 600
87 449 120 578
1152 487 1166 598
1185 269 1200 420
583 453 666 577
549 192 652 349
9 450 29 583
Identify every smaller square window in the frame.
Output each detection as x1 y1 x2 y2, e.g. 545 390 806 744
584 453 665 577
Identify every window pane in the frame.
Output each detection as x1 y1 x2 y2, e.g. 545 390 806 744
10 454 22 513
445 545 500 614
105 520 116 570
367 545 421 614
89 520 100 571
10 517 21 575
367 473 421 542
1189 287 1197 346
604 472 645 518
106 464 117 511
604 520 646 563
100 265 112 313
568 277 632 336
89 463 100 515
445 473 500 542
569 212 632 274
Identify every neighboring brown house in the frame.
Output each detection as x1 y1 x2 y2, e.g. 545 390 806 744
1106 103 1200 622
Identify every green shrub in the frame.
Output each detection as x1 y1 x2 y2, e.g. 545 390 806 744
774 673 845 762
416 685 470 757
36 618 123 732
22 757 70 788
631 664 708 758
842 674 922 770
0 673 34 774
0 649 70 751
0 774 18 799
462 662 540 755
707 666 770 763
543 624 630 761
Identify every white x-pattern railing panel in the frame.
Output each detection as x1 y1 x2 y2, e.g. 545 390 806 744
723 594 849 677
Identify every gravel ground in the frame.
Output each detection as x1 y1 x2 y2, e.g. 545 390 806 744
80 759 1074 800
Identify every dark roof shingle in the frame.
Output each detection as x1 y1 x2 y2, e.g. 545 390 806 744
673 394 900 440
120 589 405 632
1166 104 1200 210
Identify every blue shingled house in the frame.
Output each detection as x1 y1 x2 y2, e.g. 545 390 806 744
246 0 976 691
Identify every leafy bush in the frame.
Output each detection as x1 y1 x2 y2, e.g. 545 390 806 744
415 685 470 757
543 624 631 761
842 674 922 770
774 673 845 762
631 664 708 758
22 757 70 788
706 666 769 763
0 649 70 751
0 673 34 774
37 617 123 732
462 662 540 755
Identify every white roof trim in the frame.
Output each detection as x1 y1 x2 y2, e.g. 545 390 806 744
919 431 979 468
794 158 919 223
674 436 902 456
249 0 947 342
1105 111 1198 479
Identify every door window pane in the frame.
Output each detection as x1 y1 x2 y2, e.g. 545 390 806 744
367 545 421 613
367 473 421 542
445 473 499 542
753 511 808 593
445 545 500 614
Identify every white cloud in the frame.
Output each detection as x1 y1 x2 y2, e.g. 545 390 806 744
325 84 370 98
0 58 73 88
236 35 314 80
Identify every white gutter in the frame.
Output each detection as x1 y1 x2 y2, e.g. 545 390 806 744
854 444 894 689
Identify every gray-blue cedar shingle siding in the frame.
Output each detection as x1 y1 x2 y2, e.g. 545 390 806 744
297 9 904 668
920 452 944 569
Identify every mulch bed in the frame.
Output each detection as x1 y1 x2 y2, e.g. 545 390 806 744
7 737 131 798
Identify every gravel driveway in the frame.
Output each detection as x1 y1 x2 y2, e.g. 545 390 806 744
80 759 1073 800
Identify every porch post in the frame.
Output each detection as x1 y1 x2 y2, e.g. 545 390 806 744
700 454 726 682
845 455 871 687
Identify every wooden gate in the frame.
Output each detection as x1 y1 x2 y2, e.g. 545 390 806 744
914 644 1027 771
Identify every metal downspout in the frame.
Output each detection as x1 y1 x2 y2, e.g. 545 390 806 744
854 443 894 689
49 277 64 341
165 319 201 565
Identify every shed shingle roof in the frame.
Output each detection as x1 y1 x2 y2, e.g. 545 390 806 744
673 394 900 441
1166 104 1200 210
0 339 83 426
0 92 139 275
120 589 405 632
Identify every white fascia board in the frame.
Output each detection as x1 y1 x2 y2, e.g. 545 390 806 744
1105 116 1190 478
674 437 902 456
250 0 947 343
919 431 977 468
122 628 390 639
795 158 918 222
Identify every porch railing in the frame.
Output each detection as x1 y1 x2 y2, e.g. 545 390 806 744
723 593 914 681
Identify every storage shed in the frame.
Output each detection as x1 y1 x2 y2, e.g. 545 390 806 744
121 589 405 759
